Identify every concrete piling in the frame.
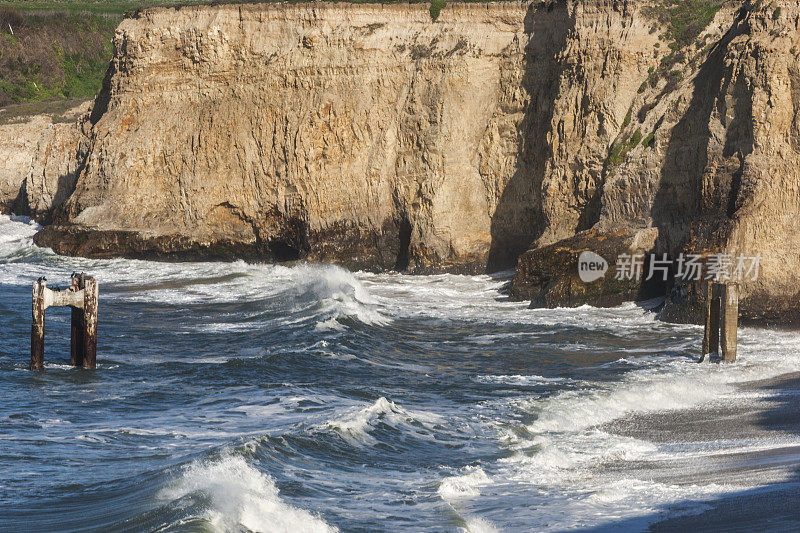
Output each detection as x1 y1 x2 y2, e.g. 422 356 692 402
720 283 738 362
69 273 84 367
701 282 738 362
30 274 99 371
82 277 99 369
30 279 45 372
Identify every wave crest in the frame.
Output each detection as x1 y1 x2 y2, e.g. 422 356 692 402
158 455 336 533
438 466 492 501
288 264 388 330
323 397 441 446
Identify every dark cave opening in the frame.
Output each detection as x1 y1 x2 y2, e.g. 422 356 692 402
394 217 412 272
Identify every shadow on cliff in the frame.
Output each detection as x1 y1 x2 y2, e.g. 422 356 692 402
650 7 751 257
27 49 114 227
10 156 85 225
485 0 572 273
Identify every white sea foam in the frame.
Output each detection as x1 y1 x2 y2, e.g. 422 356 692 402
462 325 800 530
524 370 723 434
440 467 500 533
323 397 441 446
463 517 500 533
474 374 572 386
158 455 336 533
438 466 492 500
314 316 346 332
0 215 41 250
499 430 658 486
525 345 800 437
535 477 730 530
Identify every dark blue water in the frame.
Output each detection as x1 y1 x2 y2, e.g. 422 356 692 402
2 215 800 532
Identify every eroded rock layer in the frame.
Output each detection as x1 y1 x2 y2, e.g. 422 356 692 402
0 100 90 219
22 0 800 322
514 0 800 323
34 0 660 273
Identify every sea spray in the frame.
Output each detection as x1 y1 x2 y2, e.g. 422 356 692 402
4 210 800 531
323 397 442 446
158 455 336 533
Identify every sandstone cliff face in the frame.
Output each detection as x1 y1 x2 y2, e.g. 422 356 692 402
514 0 800 323
27 1 800 322
0 101 91 220
42 2 531 269
36 0 662 272
0 116 49 213
482 0 662 269
614 0 800 322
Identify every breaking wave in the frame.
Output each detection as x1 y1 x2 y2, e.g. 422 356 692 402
158 455 336 533
287 264 389 330
438 466 492 501
323 397 442 446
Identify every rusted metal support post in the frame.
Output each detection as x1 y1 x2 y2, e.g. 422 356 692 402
28 273 98 370
30 278 45 371
82 276 98 370
720 283 738 362
701 282 738 363
70 273 85 367
702 282 720 362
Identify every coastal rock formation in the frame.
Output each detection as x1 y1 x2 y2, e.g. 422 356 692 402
511 227 660 307
15 0 800 322
39 2 529 270
0 101 91 219
511 0 800 323
34 0 660 273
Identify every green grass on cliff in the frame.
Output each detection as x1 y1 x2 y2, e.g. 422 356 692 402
0 5 120 105
0 1 302 106
429 0 445 21
0 0 728 107
656 0 723 50
607 129 643 168
0 0 454 106
644 0 723 86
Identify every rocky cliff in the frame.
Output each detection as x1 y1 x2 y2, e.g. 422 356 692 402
513 0 800 324
0 100 91 220
38 2 534 270
19 0 800 322
32 0 661 272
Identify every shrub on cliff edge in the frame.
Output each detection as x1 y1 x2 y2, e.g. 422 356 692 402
430 0 446 21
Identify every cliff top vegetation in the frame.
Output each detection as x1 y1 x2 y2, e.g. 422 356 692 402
0 0 732 108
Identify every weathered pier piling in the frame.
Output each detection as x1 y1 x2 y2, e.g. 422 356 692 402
701 282 738 362
31 273 98 371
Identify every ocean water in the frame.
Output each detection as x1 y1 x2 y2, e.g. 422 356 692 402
2 213 800 532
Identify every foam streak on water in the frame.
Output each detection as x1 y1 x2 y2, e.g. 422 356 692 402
1 214 800 531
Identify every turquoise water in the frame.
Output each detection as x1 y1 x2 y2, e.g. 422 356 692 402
2 214 800 532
